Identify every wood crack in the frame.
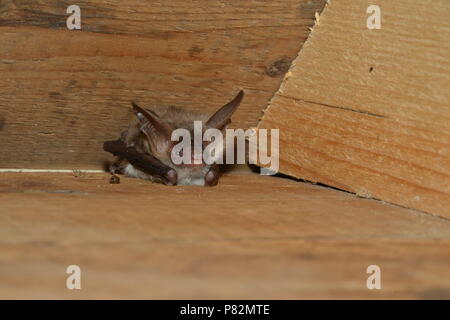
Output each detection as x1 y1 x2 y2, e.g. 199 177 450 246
277 94 386 118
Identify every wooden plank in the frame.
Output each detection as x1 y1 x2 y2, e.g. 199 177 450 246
256 0 450 217
0 0 326 169
0 172 449 299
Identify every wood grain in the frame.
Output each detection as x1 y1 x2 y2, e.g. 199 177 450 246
256 0 450 217
0 0 326 169
0 172 449 299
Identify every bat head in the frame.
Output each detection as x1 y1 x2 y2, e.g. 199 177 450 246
131 90 244 183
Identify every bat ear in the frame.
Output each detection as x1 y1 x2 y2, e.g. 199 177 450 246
132 102 172 154
206 90 244 129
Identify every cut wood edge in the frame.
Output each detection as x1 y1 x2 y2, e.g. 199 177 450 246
256 2 331 126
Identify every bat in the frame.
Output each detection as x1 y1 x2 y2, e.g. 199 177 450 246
103 90 244 186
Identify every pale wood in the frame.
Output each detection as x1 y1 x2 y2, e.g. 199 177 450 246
0 172 449 299
256 0 450 217
0 0 326 169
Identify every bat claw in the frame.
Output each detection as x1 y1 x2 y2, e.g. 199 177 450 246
205 169 219 186
165 169 178 186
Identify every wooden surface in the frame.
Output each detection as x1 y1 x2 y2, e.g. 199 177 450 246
256 0 450 217
0 0 326 169
0 172 449 299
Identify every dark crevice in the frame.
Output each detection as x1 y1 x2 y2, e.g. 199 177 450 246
253 166 450 224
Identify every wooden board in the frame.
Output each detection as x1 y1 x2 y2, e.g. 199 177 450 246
256 0 450 217
0 172 449 299
0 0 326 169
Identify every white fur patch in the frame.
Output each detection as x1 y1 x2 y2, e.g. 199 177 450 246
124 163 210 186
175 166 210 186
123 164 152 180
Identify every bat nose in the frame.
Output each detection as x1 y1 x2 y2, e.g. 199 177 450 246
191 152 204 165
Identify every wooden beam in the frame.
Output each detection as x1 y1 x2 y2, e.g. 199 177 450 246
256 0 450 217
0 172 449 299
0 0 326 169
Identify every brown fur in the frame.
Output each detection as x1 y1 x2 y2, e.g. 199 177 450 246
105 90 244 186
